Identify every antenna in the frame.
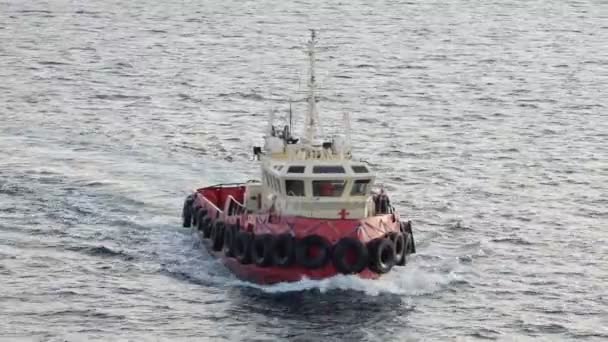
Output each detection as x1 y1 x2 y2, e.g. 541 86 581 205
267 107 275 136
303 29 320 147
343 112 352 151
289 100 293 135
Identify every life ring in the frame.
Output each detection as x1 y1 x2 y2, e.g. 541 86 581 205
210 221 225 251
223 224 237 257
182 195 194 228
272 234 295 267
368 238 396 274
295 235 331 269
234 231 253 264
252 234 274 267
388 232 406 266
332 237 369 274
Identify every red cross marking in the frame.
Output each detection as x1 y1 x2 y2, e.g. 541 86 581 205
338 208 350 219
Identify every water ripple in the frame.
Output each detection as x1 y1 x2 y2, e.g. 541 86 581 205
0 0 606 340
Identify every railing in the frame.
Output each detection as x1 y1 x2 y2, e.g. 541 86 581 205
198 183 247 215
200 195 222 212
226 195 247 217
203 182 246 189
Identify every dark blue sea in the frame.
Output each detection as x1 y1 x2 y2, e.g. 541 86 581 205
1 0 607 341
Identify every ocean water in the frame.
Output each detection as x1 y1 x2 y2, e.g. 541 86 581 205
1 0 607 341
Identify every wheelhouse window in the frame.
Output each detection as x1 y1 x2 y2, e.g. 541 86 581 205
312 180 346 197
352 165 369 173
285 180 305 196
287 165 306 173
351 179 371 196
313 165 345 173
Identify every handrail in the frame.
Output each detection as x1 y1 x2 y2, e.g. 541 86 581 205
201 196 222 212
225 194 247 216
197 185 247 215
226 195 246 208
202 182 246 189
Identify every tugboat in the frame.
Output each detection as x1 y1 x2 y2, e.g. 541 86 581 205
181 31 415 284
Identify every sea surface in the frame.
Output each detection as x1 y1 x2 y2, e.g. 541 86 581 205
1 0 607 341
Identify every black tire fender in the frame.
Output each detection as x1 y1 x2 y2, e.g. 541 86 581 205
406 231 416 254
234 231 253 264
182 195 194 228
400 220 416 254
368 238 396 274
272 234 295 267
252 234 275 267
332 237 369 274
210 221 225 251
389 232 406 266
223 224 237 257
191 205 201 226
196 209 208 230
400 220 412 234
295 235 331 269
200 217 212 238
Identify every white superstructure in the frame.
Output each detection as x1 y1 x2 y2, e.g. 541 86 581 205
247 30 379 220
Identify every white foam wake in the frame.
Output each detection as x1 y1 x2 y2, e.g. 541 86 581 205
234 262 463 296
158 230 465 296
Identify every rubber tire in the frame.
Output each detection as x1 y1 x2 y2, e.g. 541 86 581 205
400 220 412 234
210 221 225 251
252 234 274 267
234 231 253 264
368 238 396 274
223 225 237 257
295 235 331 269
389 232 406 266
201 217 213 238
400 221 416 254
406 232 416 254
332 237 369 274
191 205 201 226
182 195 194 228
272 234 295 267
196 209 208 230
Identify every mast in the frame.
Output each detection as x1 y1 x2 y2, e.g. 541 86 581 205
303 29 320 147
289 101 293 136
343 112 352 153
267 107 275 136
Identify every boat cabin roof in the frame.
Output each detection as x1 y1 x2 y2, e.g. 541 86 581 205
264 159 373 179
257 158 376 202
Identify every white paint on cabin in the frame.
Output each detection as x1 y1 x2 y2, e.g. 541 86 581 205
244 153 377 219
244 31 381 220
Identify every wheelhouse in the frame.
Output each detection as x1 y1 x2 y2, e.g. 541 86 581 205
251 159 377 220
262 162 374 199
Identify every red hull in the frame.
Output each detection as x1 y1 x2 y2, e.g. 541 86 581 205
200 239 380 284
187 184 412 285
